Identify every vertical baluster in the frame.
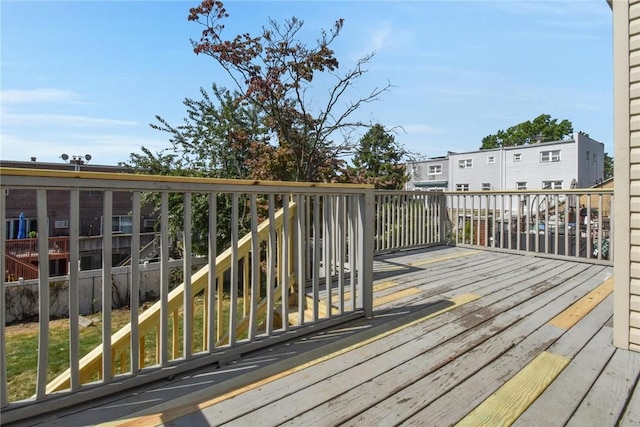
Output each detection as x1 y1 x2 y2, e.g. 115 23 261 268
229 194 239 345
207 192 217 351
183 192 192 359
281 196 290 330
159 192 169 365
312 196 320 321
266 194 276 334
295 194 306 325
69 190 81 388
102 191 113 381
0 189 6 405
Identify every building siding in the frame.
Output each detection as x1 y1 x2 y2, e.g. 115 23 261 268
614 0 638 351
406 135 603 193
631 0 640 351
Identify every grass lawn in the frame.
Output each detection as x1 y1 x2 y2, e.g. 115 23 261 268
5 292 273 403
5 308 136 402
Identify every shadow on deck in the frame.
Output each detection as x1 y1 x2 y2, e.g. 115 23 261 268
9 246 640 427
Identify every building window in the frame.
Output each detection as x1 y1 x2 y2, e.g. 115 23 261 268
540 150 561 162
456 183 470 191
593 153 597 163
89 190 103 197
586 151 590 160
458 159 472 169
487 156 495 164
481 183 491 191
542 180 563 189
112 215 133 234
428 164 442 175
513 153 521 162
516 182 527 190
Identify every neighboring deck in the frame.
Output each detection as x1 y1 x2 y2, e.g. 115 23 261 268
9 246 640 427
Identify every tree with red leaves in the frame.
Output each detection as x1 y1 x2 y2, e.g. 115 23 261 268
188 0 390 182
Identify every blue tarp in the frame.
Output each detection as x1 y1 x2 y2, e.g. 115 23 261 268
17 212 26 239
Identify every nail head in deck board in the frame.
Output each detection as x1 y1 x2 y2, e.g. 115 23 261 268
514 326 616 426
455 351 570 427
566 348 640 427
549 276 614 330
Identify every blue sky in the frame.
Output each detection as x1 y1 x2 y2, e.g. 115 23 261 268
1 1 613 166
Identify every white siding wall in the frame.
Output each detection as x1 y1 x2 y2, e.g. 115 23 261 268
503 141 578 190
406 158 448 190
629 0 640 351
449 149 501 191
613 0 638 351
575 133 606 187
405 138 604 193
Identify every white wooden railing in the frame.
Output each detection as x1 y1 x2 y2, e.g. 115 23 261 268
0 171 613 423
0 168 374 423
444 189 613 264
374 189 613 265
373 191 446 253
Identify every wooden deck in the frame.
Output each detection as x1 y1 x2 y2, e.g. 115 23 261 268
11 246 640 427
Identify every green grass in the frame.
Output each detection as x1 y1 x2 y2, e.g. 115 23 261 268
5 310 133 402
4 294 260 403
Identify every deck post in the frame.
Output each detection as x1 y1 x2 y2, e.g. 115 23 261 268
361 189 374 317
439 193 447 244
0 190 6 407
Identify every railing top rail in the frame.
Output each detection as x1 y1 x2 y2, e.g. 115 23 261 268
441 189 614 196
0 167 374 194
374 189 613 196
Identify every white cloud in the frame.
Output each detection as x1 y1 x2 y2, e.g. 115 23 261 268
1 88 80 104
3 113 138 128
400 124 442 134
0 132 168 165
369 24 392 52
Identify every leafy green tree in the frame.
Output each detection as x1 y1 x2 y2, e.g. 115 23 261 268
126 85 269 254
188 1 389 182
350 124 408 189
480 114 573 149
604 152 614 180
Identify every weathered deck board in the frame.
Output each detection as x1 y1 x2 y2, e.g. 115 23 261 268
13 247 639 427
202 259 610 426
282 264 605 426
566 347 640 427
514 324 615 426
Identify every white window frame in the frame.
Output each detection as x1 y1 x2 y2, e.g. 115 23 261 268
102 215 133 234
542 180 563 190
458 159 473 169
516 182 527 190
54 220 69 229
428 164 442 175
487 155 495 164
456 183 470 191
540 150 561 162
481 183 491 191
513 153 522 162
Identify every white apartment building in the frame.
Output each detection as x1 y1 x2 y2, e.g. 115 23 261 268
406 133 605 192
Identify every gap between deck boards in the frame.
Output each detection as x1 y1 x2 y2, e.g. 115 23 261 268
101 293 481 427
